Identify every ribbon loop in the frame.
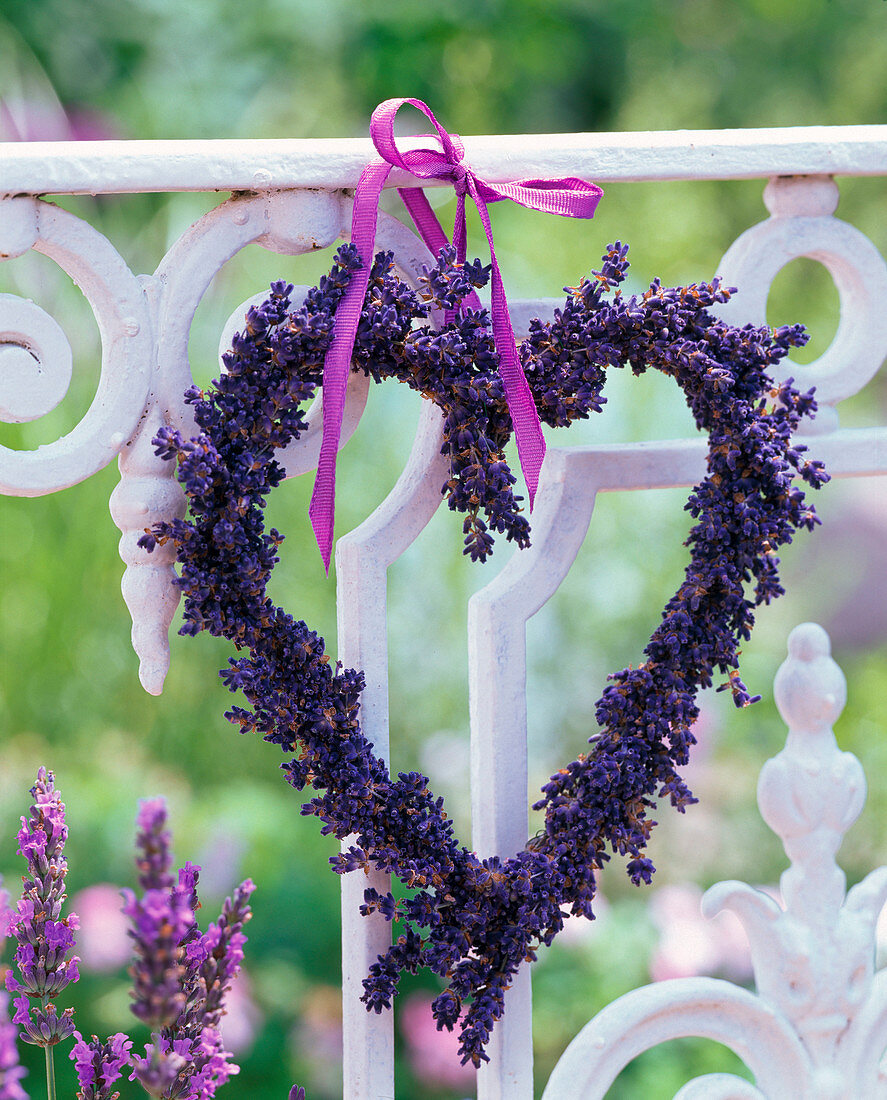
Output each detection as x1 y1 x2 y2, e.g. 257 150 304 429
308 98 603 572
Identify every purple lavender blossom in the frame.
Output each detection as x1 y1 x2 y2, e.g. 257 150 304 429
124 801 198 1098
134 799 176 893
124 802 205 1040
125 801 253 1099
70 1032 132 1100
6 769 78 1049
155 878 255 1099
144 242 828 1065
123 881 194 1034
128 1043 189 1099
0 880 27 1100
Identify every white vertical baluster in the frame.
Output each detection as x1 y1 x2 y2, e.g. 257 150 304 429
336 397 449 1100
540 623 887 1098
326 210 448 1100
336 542 395 1100
469 449 599 1099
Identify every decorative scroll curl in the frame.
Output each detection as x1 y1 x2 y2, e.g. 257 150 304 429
0 292 72 423
713 175 887 432
542 623 887 1099
0 195 153 496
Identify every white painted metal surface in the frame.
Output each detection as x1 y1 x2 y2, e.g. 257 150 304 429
0 126 885 195
542 623 887 1099
1 129 885 1098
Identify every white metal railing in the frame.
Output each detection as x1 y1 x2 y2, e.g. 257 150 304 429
1 125 886 1098
2 126 887 194
543 620 887 1099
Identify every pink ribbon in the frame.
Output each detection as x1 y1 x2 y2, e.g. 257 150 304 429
309 97 603 572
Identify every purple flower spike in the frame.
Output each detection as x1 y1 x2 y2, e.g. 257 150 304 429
7 768 80 1048
70 1031 132 1100
288 1087 306 1100
125 800 254 1098
13 995 75 1047
0 880 28 1100
128 1042 188 1098
162 879 255 1098
124 801 196 1033
134 799 175 893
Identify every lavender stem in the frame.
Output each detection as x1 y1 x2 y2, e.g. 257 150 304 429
44 1040 56 1100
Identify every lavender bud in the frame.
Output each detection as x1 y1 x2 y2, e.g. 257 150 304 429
124 801 196 1033
70 1031 132 1100
7 769 79 1047
0 881 27 1100
128 1043 188 1097
134 800 175 893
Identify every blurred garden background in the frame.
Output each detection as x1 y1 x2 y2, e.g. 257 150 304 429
1 1 886 1096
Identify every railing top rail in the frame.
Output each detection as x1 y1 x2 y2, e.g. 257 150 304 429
1 124 885 196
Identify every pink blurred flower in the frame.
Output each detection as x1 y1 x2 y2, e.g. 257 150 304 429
218 969 262 1055
399 992 475 1090
196 829 246 899
0 98 119 142
64 107 119 141
680 702 719 787
648 883 754 984
291 985 343 1095
69 883 130 971
557 891 610 946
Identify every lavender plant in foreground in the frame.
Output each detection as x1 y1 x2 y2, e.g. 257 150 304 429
2 773 253 1099
0 880 27 1100
124 799 253 1099
144 242 828 1065
6 768 79 1097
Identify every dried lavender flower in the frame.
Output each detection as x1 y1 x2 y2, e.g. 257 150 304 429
145 241 828 1065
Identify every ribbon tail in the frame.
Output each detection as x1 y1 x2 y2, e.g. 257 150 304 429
453 191 467 265
308 277 366 573
490 266 546 510
397 187 450 258
470 182 546 510
309 160 391 572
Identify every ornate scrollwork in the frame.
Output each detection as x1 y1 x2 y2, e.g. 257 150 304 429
542 623 887 1099
0 195 153 496
713 175 887 433
0 292 72 424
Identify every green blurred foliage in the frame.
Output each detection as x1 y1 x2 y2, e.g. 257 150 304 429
1 3 886 1097
2 0 887 139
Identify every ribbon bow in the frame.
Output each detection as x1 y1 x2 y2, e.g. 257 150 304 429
308 97 603 572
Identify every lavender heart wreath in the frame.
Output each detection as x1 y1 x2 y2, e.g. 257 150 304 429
140 104 828 1067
